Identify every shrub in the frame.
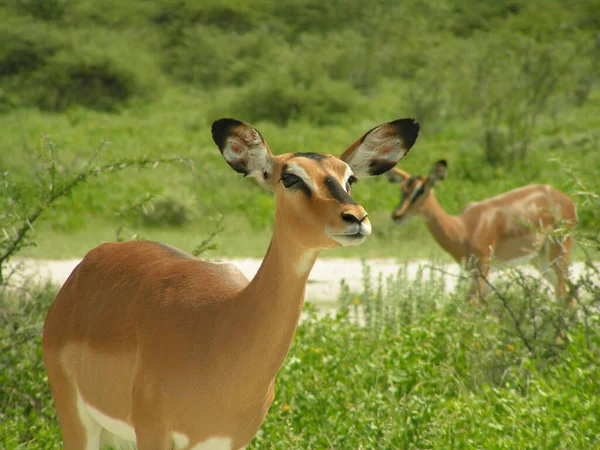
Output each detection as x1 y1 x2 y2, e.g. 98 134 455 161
207 36 366 125
140 195 195 228
165 25 280 86
219 74 362 125
0 19 160 112
0 18 64 77
0 284 61 447
0 135 192 282
9 0 69 21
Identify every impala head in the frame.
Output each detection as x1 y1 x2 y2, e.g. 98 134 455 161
386 159 447 224
212 118 420 249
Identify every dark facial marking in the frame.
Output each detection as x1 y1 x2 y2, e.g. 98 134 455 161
324 175 357 205
369 159 397 176
281 164 311 198
293 152 327 161
412 183 426 200
406 176 420 187
401 178 426 207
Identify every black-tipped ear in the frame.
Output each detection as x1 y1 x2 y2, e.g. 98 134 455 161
389 118 420 153
429 159 448 182
211 118 245 152
339 118 420 176
210 118 275 183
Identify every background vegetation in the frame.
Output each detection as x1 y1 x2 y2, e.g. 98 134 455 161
0 0 598 259
0 1 599 448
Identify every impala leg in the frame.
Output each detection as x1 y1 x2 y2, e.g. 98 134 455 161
133 411 172 450
467 256 490 306
135 434 172 450
45 365 102 450
549 236 575 306
132 409 172 450
131 376 172 450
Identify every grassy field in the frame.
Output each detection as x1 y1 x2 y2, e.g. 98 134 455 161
1 271 598 449
1 0 599 261
3 85 600 260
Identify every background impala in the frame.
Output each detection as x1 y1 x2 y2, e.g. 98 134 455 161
386 160 577 303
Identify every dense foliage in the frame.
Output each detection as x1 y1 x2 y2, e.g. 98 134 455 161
0 0 598 259
1 269 598 449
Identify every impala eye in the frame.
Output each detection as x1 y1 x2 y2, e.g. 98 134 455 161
346 175 358 192
281 173 302 188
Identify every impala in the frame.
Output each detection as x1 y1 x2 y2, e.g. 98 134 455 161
43 117 420 449
386 160 577 302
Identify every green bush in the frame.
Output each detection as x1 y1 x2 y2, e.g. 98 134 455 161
9 0 69 21
0 18 64 76
140 195 195 228
165 25 281 86
0 285 60 447
205 35 369 124
0 19 160 112
218 74 362 125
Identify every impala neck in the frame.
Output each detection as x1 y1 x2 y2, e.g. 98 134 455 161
237 211 320 377
421 192 466 261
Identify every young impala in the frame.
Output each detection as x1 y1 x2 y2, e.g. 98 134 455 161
386 160 577 303
43 117 420 449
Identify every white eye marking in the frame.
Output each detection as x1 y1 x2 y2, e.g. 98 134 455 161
342 164 354 192
410 182 424 200
286 164 318 194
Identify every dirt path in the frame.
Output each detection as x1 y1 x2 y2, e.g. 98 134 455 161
8 257 595 303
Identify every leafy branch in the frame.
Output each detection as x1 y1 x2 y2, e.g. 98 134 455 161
0 136 193 282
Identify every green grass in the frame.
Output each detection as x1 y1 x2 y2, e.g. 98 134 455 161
2 86 599 260
1 269 598 449
1 0 598 261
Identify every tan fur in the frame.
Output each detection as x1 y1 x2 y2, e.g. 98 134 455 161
388 166 577 303
43 118 419 449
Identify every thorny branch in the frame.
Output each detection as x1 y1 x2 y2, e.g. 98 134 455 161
0 139 194 282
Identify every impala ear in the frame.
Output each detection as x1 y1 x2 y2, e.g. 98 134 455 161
211 118 275 185
385 168 411 184
429 159 448 183
339 118 420 176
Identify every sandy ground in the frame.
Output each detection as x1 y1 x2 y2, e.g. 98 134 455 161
7 257 596 304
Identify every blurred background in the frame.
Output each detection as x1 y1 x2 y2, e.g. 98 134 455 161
1 0 599 260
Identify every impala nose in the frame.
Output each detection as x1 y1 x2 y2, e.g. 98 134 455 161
341 212 367 224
